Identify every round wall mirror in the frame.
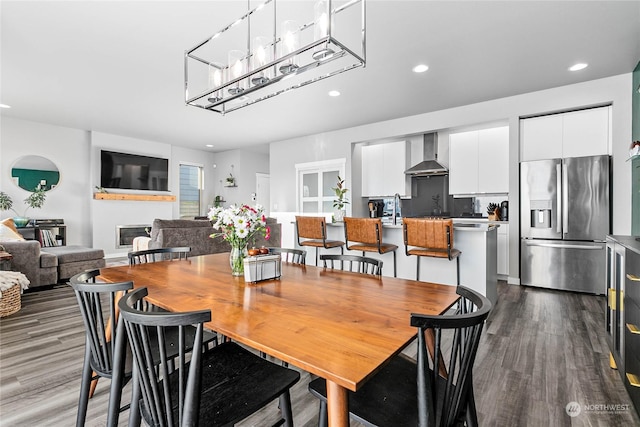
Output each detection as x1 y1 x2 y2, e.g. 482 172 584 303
11 155 60 192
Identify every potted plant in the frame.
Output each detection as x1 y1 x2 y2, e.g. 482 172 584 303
0 187 47 227
225 174 236 187
332 176 349 222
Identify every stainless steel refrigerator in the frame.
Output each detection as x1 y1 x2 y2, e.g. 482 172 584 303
520 155 610 294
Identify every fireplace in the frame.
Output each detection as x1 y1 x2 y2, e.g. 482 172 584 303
116 225 151 249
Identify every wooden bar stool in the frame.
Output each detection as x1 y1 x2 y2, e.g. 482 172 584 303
295 216 344 265
343 217 398 277
402 217 461 284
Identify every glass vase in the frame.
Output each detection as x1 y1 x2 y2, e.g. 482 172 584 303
229 244 248 276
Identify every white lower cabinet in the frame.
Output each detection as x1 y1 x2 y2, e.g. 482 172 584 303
497 224 509 276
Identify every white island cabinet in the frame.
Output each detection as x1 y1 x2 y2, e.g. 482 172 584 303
316 220 498 305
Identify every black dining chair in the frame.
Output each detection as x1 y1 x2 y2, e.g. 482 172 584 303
309 285 492 427
70 269 219 426
269 247 307 264
128 246 191 265
320 254 383 277
119 287 301 427
70 270 134 427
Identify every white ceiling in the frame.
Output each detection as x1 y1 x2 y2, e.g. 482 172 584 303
1 1 639 152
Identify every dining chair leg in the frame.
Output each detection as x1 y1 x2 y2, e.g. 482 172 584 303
318 400 328 427
416 256 420 281
279 391 295 427
107 319 127 427
393 251 397 277
127 364 142 427
315 248 319 266
465 387 479 427
76 339 93 427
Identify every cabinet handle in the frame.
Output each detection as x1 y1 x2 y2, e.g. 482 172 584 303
627 373 640 388
627 323 640 334
627 274 640 282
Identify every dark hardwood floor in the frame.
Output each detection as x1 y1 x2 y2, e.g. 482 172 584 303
1 276 638 426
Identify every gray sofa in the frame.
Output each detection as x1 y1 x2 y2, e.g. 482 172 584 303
148 218 281 256
0 241 105 289
1 240 58 288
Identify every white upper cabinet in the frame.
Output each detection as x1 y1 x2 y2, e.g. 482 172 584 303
361 141 410 197
478 127 509 194
562 107 610 158
521 106 611 161
449 131 479 195
449 126 509 195
520 114 563 161
361 144 384 197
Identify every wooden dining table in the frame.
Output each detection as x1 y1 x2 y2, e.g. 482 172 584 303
99 252 460 427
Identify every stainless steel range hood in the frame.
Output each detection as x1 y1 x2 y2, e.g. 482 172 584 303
404 133 448 176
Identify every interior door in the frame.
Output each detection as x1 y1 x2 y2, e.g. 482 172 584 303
255 173 270 216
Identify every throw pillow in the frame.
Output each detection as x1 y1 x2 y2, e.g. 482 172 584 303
1 218 19 234
0 223 25 241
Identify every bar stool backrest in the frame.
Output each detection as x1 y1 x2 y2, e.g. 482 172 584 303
295 216 326 240
343 217 382 245
404 218 454 251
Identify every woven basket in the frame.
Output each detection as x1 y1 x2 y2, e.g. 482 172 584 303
0 283 21 318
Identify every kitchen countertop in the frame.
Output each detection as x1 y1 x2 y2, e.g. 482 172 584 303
327 219 500 231
607 235 640 255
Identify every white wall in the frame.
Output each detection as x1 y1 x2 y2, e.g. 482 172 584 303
1 117 92 246
269 73 633 283
211 148 269 210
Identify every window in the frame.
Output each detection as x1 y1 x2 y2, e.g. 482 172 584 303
179 163 203 218
295 159 346 214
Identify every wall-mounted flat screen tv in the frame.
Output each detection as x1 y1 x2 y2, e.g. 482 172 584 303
100 150 169 191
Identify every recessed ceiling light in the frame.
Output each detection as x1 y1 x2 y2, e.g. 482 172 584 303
412 64 429 73
206 144 214 148
569 63 588 71
328 90 340 97
0 104 11 109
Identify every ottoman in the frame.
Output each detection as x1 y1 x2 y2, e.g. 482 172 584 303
42 245 106 281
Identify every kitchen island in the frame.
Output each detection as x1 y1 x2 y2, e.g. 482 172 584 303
317 220 498 305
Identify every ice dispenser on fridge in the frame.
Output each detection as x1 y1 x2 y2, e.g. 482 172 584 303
529 200 552 229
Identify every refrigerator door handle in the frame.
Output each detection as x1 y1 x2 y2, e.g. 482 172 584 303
561 162 568 235
556 163 562 234
523 241 603 250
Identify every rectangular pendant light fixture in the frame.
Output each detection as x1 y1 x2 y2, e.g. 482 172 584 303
184 0 366 115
